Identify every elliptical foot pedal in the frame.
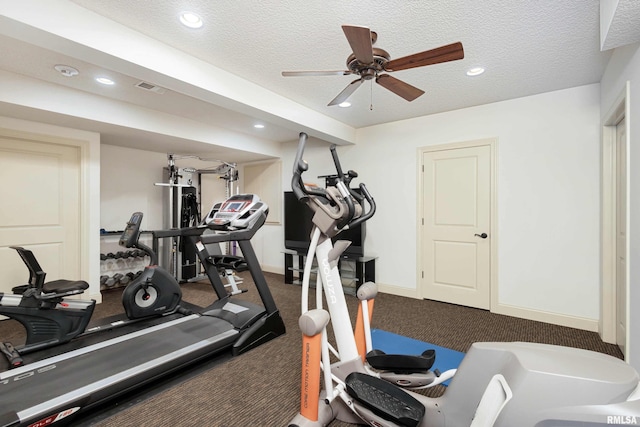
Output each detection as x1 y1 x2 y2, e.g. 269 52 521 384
0 342 24 368
367 349 436 374
345 372 425 427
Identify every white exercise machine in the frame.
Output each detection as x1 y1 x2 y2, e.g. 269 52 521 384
287 132 640 427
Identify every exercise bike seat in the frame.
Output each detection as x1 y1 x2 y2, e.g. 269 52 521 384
366 349 436 374
42 279 89 294
13 279 89 295
9 246 89 296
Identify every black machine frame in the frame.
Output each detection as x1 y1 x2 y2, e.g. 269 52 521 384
0 208 285 427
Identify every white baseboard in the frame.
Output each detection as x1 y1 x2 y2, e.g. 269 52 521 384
261 264 281 275
376 282 420 299
251 271 600 334
492 302 599 332
88 292 103 304
372 283 599 333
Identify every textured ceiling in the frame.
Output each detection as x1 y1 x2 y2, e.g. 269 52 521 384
601 0 640 50
69 0 611 128
0 1 637 158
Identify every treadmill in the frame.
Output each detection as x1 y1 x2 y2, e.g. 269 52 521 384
0 194 285 427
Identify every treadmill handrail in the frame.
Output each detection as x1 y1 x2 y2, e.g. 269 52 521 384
152 212 266 242
152 213 267 251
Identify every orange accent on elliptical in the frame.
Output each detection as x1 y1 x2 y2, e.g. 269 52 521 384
300 333 322 421
354 299 375 362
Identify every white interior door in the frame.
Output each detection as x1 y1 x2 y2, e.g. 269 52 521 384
0 136 81 293
615 117 627 355
421 143 492 309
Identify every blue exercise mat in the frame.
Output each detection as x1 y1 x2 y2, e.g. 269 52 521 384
370 329 465 386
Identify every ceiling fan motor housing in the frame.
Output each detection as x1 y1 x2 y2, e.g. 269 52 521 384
347 47 390 79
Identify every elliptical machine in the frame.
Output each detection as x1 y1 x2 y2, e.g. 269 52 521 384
288 132 640 427
0 212 183 367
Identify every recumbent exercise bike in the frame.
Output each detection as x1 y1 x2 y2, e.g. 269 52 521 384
0 212 183 367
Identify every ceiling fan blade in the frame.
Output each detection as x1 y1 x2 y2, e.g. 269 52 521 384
384 42 464 71
282 70 351 77
376 74 424 101
328 78 364 106
342 25 374 64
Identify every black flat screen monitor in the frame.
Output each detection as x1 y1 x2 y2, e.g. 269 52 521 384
284 191 366 258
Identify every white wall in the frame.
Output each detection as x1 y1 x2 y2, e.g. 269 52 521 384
100 145 167 231
278 85 602 329
600 42 640 369
100 145 231 231
100 84 603 332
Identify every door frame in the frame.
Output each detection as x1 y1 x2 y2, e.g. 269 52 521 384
0 116 101 302
601 82 630 357
416 138 498 310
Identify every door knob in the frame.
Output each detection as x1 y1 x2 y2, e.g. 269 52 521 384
474 233 488 239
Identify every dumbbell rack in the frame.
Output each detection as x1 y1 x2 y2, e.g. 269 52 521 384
99 230 153 291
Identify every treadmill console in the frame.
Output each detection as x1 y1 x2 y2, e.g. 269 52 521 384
119 212 143 248
204 194 268 229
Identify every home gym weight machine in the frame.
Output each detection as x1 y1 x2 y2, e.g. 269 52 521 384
288 132 640 427
155 153 245 293
0 194 285 427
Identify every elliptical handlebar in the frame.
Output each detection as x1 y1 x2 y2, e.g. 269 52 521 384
329 144 345 180
328 143 357 230
292 132 376 230
292 132 328 202
348 182 376 230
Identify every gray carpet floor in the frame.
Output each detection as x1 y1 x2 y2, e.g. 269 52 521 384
0 271 623 426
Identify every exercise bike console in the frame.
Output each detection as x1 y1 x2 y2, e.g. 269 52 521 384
119 211 143 248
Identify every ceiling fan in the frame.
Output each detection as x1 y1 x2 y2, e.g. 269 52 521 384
282 25 465 107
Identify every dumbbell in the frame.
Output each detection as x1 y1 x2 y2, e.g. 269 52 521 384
122 271 139 285
104 275 118 287
131 249 146 259
123 272 138 285
113 273 125 284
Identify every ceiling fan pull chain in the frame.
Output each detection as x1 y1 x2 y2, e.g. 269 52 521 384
370 79 374 111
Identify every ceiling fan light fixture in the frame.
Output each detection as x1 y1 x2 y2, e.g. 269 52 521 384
338 102 352 108
466 66 485 76
180 12 203 29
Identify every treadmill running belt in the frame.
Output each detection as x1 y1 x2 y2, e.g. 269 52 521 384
0 314 237 426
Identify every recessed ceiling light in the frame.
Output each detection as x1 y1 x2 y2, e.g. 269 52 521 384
95 77 115 85
254 124 265 129
466 67 485 77
54 64 79 77
338 101 352 108
180 12 203 29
